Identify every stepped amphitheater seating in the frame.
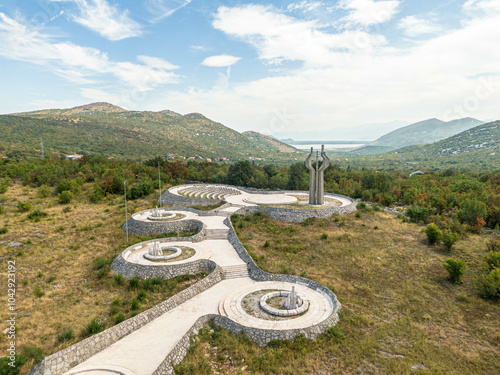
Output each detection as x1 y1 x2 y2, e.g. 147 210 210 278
178 185 242 200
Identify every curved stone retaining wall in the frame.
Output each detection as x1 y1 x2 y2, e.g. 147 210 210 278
112 252 216 280
28 265 224 375
124 217 206 240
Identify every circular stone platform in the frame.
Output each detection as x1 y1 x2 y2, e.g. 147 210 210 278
124 242 206 265
244 194 298 205
219 281 333 330
143 245 182 261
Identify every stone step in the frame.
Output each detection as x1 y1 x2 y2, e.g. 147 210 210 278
222 265 249 279
205 229 229 239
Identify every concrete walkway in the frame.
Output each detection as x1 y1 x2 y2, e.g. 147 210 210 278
61 184 349 375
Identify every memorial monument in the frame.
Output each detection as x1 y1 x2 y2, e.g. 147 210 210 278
305 145 330 205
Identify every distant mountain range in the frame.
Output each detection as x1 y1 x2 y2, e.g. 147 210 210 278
350 117 484 155
0 102 300 161
396 120 499 158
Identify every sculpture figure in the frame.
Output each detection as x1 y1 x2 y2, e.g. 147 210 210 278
305 145 330 205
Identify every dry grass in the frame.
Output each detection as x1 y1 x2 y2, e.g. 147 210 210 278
177 210 500 374
0 182 203 374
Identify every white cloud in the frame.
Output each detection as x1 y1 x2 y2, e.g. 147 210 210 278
463 0 500 13
398 16 442 37
339 0 400 26
287 1 324 12
151 3 500 133
0 12 179 91
50 0 142 41
212 5 388 67
201 54 241 67
145 0 191 22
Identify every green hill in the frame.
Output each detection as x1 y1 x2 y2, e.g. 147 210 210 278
0 103 301 162
346 120 500 171
351 117 484 155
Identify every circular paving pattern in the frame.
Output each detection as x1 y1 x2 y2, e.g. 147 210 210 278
219 281 333 330
124 243 205 265
259 290 309 317
244 194 298 205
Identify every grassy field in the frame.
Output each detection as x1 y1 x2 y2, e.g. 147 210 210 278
177 210 500 374
0 182 205 374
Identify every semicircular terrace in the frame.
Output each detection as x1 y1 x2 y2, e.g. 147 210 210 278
29 184 353 375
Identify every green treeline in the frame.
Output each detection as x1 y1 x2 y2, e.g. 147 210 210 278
1 156 499 231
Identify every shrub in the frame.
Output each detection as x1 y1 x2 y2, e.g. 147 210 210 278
97 268 108 279
128 276 140 290
484 252 500 271
0 354 26 375
455 198 487 226
17 201 32 212
93 258 109 270
0 184 7 194
114 313 125 325
85 319 104 336
113 274 124 286
476 268 500 300
58 190 74 204
443 258 466 284
263 240 270 247
62 206 72 213
486 236 500 252
21 345 44 364
37 185 51 198
425 223 442 245
0 206 4 214
320 233 328 240
33 285 44 298
441 230 460 252
57 329 74 343
131 299 139 311
324 325 345 342
27 209 48 220
137 290 147 302
406 205 435 223
0 227 7 234
356 202 366 209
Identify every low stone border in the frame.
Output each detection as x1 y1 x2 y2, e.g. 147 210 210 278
143 246 182 261
28 264 224 375
259 291 309 317
147 211 176 221
123 217 206 240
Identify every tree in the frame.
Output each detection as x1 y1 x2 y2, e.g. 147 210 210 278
287 162 308 191
226 161 255 187
455 198 487 226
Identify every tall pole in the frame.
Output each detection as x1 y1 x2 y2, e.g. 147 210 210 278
158 161 162 207
124 180 128 243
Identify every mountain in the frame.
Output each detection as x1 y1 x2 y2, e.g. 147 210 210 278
275 120 410 141
350 117 484 155
0 103 300 161
396 120 499 158
242 131 297 153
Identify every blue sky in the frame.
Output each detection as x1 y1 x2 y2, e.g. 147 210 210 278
0 0 499 137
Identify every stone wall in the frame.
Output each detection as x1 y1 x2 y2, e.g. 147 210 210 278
28 265 224 375
112 252 215 280
124 217 206 240
151 315 215 375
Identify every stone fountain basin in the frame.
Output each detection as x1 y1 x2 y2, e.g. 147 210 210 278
260 291 309 317
143 246 182 261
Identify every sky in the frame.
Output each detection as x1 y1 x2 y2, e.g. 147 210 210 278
0 0 500 139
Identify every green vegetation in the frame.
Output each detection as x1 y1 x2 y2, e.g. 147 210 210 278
0 103 299 162
443 258 466 284
177 212 499 374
